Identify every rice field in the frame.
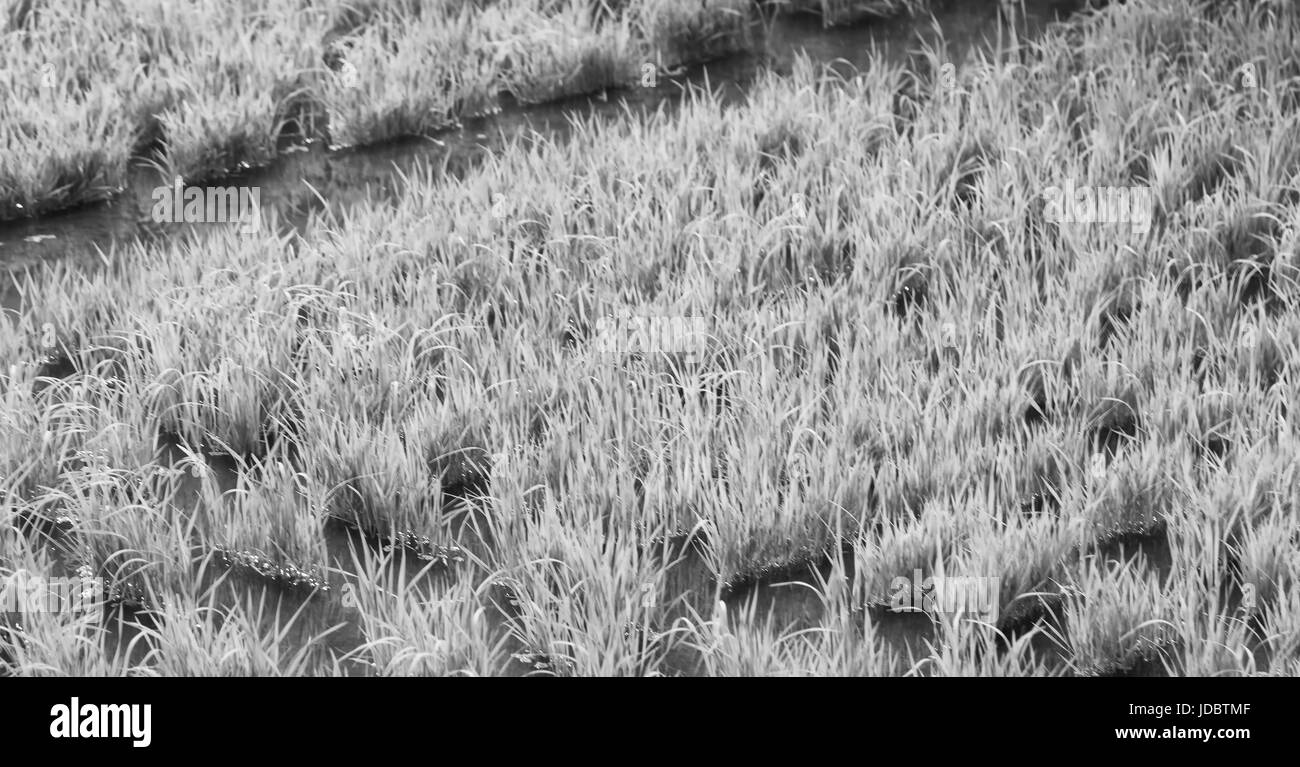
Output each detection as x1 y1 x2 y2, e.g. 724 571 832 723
3 0 1300 677
0 0 829 220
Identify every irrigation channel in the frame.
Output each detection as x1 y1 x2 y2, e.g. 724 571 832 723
2 0 1105 674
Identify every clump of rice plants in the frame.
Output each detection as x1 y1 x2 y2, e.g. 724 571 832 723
341 543 511 676
773 0 928 28
0 1 136 219
197 453 331 592
638 0 754 70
